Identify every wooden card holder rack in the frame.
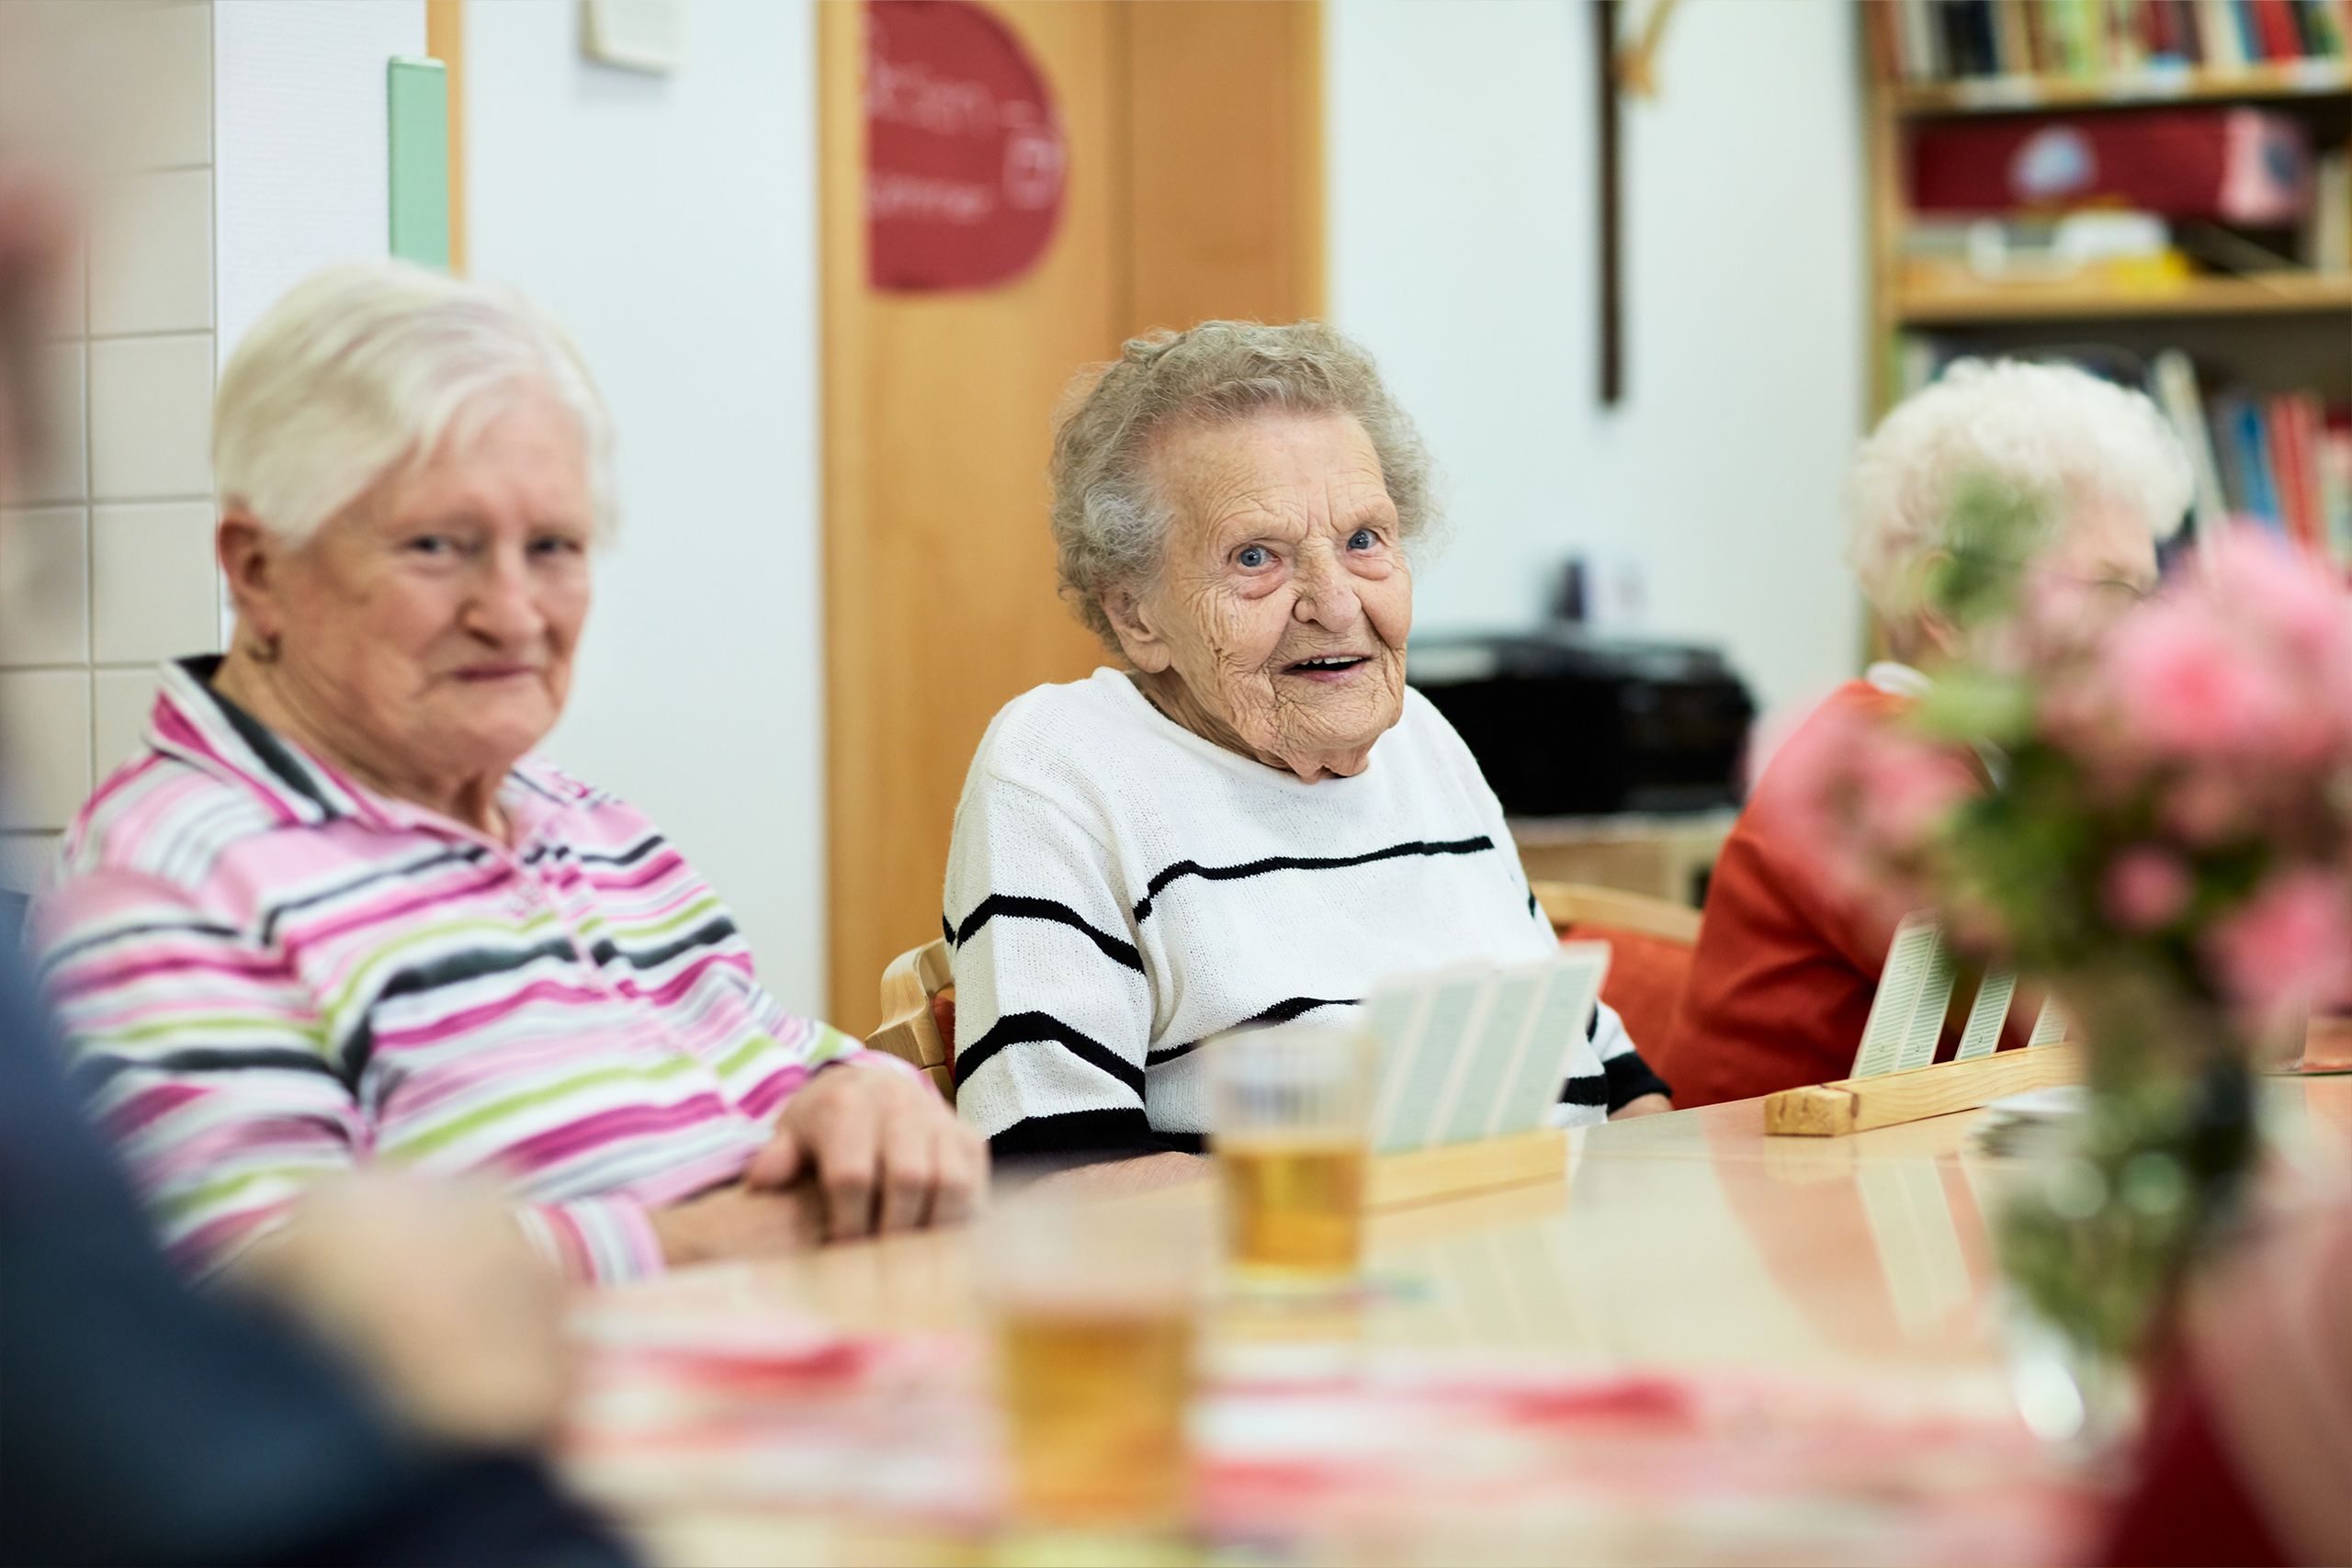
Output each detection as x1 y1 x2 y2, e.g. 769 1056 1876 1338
1764 1042 2086 1137
1364 1127 1568 1212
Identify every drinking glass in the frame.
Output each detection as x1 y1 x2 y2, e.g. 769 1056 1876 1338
1208 1021 1375 1288
983 1192 1206 1533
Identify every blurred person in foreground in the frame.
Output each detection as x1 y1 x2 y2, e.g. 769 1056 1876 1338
1655 360 2193 1107
2105 1181 2352 1566
29 260 983 1283
0 165 623 1567
943 322 1671 1181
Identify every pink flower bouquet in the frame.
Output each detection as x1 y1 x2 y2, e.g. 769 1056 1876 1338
1801 516 2352 1372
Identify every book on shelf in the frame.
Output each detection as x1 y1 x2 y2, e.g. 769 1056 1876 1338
1898 105 2348 286
1871 0 2351 85
1897 343 2352 572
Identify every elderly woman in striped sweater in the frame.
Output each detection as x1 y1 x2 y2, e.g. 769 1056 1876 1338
33 262 983 1285
944 322 1673 1179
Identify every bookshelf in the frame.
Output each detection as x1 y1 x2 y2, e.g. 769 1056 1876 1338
1862 3 2352 412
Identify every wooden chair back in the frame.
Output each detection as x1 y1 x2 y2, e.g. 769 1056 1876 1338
1530 881 1700 1053
1532 881 1702 945
866 938 956 1102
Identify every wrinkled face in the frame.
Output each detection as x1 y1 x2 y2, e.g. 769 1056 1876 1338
258 393 594 791
2029 491 2162 617
1922 489 2164 662
1111 410 1412 780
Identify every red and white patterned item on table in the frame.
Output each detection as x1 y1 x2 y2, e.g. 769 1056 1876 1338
563 1298 2103 1565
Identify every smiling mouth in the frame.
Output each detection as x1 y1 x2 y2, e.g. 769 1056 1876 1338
1283 654 1372 677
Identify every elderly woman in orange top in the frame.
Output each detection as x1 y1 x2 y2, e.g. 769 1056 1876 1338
1655 360 2194 1107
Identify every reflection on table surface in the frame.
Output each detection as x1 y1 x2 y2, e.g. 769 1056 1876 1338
563 1077 2350 1564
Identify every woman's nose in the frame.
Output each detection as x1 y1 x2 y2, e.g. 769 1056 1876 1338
1292 545 1362 626
464 550 547 643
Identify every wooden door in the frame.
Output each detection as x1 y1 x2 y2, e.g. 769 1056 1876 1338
820 0 1323 1025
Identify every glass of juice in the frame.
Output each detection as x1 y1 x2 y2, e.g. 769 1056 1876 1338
1208 1021 1374 1289
984 1193 1206 1534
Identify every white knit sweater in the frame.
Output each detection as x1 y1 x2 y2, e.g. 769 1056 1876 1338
942 669 1666 1155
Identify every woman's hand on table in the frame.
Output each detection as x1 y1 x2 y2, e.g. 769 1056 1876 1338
1609 1093 1675 1120
741 1060 989 1241
647 1181 828 1267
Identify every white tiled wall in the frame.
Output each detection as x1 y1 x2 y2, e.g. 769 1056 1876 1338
0 1 221 881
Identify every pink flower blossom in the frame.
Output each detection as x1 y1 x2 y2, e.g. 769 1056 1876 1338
2206 869 2352 1021
2103 847 2193 931
2203 528 2352 674
2100 599 2294 761
2163 768 2247 847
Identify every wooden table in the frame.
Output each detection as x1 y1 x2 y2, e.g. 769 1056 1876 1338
564 1077 2352 1564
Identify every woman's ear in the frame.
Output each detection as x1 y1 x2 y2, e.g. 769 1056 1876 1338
217 509 283 640
1914 546 1978 663
1101 585 1171 674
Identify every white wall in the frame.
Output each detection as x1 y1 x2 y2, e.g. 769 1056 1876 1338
1327 0 1867 719
215 0 422 355
2 0 425 891
465 0 830 1009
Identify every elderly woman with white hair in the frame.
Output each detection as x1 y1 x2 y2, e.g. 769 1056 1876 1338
943 321 1673 1176
1656 357 2195 1107
33 261 983 1283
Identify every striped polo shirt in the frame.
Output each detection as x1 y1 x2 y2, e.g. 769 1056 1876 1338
33 657 863 1284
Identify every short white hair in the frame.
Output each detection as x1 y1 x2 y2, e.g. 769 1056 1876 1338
1844 358 2192 622
213 260 615 545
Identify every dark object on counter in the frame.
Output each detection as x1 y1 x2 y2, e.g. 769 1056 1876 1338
1408 629 1756 817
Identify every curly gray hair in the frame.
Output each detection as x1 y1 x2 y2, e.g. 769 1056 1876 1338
1048 320 1438 649
1845 357 2191 624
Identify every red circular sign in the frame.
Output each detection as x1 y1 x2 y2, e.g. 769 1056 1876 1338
865 1 1068 292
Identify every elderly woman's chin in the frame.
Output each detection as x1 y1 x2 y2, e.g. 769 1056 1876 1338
1254 659 1407 767
429 682 567 771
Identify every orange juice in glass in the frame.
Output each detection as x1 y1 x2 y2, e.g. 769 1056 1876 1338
1209 1022 1374 1288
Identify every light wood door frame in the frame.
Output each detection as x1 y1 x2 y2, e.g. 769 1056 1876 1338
819 0 1326 1026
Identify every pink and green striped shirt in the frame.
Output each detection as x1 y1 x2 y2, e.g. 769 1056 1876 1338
33 657 865 1285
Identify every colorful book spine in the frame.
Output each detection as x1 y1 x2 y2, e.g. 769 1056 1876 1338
2228 397 2284 527
2153 351 2230 540
2267 393 2322 555
2318 412 2352 572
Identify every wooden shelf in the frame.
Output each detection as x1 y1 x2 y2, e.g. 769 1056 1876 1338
1896 273 2352 324
1889 64 2352 117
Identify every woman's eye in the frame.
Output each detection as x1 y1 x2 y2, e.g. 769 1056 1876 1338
1347 527 1380 551
1236 545 1272 570
530 534 585 558
405 535 457 558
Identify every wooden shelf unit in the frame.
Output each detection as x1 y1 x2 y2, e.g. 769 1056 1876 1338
1896 273 2352 324
1893 63 2352 116
1860 17 2352 417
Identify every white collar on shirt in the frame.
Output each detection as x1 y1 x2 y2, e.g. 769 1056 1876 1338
1863 660 1931 700
1861 660 2013 786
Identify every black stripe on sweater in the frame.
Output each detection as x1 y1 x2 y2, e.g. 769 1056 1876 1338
1601 1051 1671 1111
945 895 1142 972
985 1107 1160 1157
1145 994 1358 1064
1131 836 1497 922
953 1010 1147 1098
1557 1072 1610 1108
